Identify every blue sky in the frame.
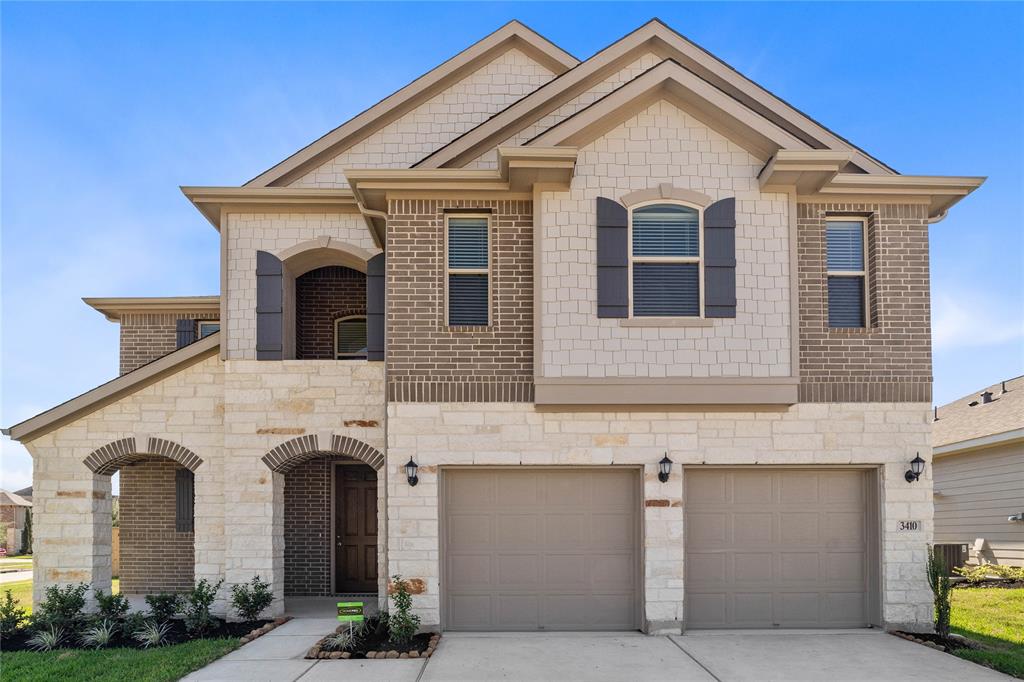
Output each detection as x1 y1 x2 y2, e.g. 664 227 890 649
2 2 1022 490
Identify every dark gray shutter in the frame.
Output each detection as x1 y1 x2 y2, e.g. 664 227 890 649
175 319 196 349
366 253 385 361
596 197 628 318
175 468 194 533
256 250 284 360
703 197 737 318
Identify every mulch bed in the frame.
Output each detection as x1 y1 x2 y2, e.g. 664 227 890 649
952 578 1024 590
0 616 286 652
305 623 440 660
893 630 983 654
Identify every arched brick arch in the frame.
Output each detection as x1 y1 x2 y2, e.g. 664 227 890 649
84 437 204 475
261 434 384 472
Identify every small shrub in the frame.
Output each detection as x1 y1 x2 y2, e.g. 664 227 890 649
145 593 181 624
387 575 421 646
183 578 223 636
123 611 148 635
79 619 117 649
322 620 369 651
927 545 952 638
36 583 88 629
93 588 130 622
0 589 28 634
133 619 172 648
954 563 1024 584
230 575 273 622
27 625 64 651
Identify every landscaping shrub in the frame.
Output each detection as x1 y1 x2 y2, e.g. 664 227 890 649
79 619 117 649
20 510 32 554
183 578 223 636
123 610 149 636
387 575 420 646
230 575 273 622
954 563 1024 584
94 588 130 622
927 545 952 637
0 588 28 634
145 592 181 624
27 625 64 651
35 582 88 629
133 619 172 648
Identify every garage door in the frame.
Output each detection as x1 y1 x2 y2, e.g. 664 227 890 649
442 468 639 631
685 468 875 629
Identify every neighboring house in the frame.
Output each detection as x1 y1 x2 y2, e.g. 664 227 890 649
934 377 1024 567
13 486 32 502
2 20 984 634
0 490 32 554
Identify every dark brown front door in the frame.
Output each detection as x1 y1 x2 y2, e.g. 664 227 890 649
335 464 378 592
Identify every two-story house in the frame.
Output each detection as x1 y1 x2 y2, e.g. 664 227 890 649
4 19 984 634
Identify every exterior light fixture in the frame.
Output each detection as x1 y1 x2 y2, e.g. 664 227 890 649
905 454 926 483
405 457 419 487
658 455 673 483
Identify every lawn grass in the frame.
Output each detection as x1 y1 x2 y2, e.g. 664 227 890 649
0 638 240 682
950 587 1024 678
2 578 119 616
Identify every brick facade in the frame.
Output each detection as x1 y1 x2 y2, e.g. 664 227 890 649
386 199 534 401
118 456 194 594
295 266 366 360
797 202 932 402
283 457 332 596
119 312 219 375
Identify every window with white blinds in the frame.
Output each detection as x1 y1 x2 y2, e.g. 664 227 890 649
826 219 868 328
335 315 368 359
447 216 490 325
631 203 701 317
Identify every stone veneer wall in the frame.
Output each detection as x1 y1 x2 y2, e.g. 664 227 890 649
290 48 555 188
119 312 219 374
797 202 932 403
539 99 791 379
386 199 534 402
119 456 195 594
386 401 934 632
295 266 367 360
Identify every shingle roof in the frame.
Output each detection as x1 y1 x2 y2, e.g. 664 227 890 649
933 375 1024 448
0 490 31 507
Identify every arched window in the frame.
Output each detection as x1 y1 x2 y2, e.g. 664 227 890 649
630 203 701 317
334 315 368 359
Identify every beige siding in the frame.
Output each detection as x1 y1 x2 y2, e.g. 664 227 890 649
934 442 1024 566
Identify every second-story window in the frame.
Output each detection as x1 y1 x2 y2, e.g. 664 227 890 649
446 215 490 326
630 203 701 317
335 315 367 359
826 218 868 328
198 320 220 338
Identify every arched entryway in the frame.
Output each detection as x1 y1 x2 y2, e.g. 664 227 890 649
83 437 202 596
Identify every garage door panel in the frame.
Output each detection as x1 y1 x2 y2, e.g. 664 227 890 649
495 473 540 507
591 554 635 588
590 513 634 549
543 472 589 507
447 515 491 548
544 514 585 548
496 595 540 628
447 594 494 629
543 593 634 629
686 468 872 629
447 472 494 508
544 554 588 588
496 554 540 587
497 514 540 547
449 554 492 587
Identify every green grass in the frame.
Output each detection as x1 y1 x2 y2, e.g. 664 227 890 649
0 639 240 682
3 579 119 616
950 587 1024 678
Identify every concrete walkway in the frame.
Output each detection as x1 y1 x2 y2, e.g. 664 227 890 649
184 626 1013 682
0 570 32 584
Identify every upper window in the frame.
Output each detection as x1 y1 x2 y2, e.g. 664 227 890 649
630 203 701 317
446 215 490 326
198 320 220 338
826 219 868 328
335 315 368 359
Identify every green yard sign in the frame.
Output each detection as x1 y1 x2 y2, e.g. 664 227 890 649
337 601 365 622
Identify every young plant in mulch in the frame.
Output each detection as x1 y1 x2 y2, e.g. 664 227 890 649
387 575 421 648
183 578 223 637
230 575 274 625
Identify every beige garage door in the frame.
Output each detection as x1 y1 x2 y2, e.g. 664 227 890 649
685 468 876 629
442 468 639 631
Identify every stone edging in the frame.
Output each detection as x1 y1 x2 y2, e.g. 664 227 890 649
305 631 441 660
239 616 292 644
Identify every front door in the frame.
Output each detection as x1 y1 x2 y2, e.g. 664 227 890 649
334 464 378 593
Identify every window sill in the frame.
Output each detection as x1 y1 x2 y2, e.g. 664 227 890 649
619 317 713 328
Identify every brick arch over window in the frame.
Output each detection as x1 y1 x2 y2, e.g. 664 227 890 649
84 437 203 475
261 434 384 473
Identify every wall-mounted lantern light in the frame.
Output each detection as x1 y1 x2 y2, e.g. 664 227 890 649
658 454 673 483
405 457 419 487
905 454 926 483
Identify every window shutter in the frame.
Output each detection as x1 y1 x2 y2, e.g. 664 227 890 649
175 319 196 349
703 197 737 318
175 468 194 533
366 253 385 361
255 250 284 360
596 197 628 318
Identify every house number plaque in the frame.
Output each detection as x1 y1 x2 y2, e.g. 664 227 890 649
897 520 921 531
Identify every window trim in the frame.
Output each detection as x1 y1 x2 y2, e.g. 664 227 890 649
825 217 870 329
334 314 368 359
197 320 220 338
627 200 704 319
444 213 492 327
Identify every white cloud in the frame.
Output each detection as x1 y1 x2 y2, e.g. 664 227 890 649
932 291 1024 351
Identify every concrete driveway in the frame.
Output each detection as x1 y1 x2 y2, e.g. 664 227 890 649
184 625 1012 682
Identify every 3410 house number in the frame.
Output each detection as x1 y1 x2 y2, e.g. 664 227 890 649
898 520 920 531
